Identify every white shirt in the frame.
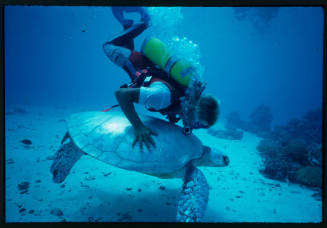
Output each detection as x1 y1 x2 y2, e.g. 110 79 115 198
138 82 171 110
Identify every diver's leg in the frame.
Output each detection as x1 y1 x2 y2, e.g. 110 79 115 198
102 43 131 67
108 22 148 50
102 43 137 81
110 6 150 50
103 7 150 80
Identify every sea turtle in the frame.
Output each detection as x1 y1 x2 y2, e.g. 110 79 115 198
50 111 229 222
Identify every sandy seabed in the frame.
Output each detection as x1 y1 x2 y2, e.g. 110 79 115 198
4 104 322 223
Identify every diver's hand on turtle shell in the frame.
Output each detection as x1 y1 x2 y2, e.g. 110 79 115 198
132 125 157 152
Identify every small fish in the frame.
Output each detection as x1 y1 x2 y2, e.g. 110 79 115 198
21 139 32 145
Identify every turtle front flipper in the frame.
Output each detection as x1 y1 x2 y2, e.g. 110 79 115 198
177 165 209 222
50 138 84 183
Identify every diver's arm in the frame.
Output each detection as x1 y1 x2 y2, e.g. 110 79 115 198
114 88 144 129
115 88 157 151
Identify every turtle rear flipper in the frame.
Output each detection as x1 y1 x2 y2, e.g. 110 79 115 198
50 139 84 183
61 131 70 144
177 165 209 222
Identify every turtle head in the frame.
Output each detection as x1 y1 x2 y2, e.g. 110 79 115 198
194 145 229 167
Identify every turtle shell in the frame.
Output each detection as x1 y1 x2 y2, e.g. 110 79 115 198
67 111 203 175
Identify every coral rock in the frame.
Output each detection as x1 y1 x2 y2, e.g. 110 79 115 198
282 139 308 165
295 166 322 187
50 208 64 217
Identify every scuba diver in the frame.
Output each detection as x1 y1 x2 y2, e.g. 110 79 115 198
103 6 220 152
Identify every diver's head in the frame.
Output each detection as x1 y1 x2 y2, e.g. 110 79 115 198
195 95 220 128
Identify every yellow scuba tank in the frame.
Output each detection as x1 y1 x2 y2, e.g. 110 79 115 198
141 37 196 87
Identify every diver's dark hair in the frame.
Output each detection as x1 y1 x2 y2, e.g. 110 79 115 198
197 95 219 127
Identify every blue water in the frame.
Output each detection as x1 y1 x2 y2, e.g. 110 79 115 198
5 6 323 126
4 6 324 223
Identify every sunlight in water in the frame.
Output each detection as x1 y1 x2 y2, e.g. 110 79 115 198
102 117 130 134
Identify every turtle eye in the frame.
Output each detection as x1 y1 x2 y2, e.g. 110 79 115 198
223 155 229 166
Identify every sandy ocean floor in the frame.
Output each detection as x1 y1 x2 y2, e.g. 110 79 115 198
4 104 322 223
